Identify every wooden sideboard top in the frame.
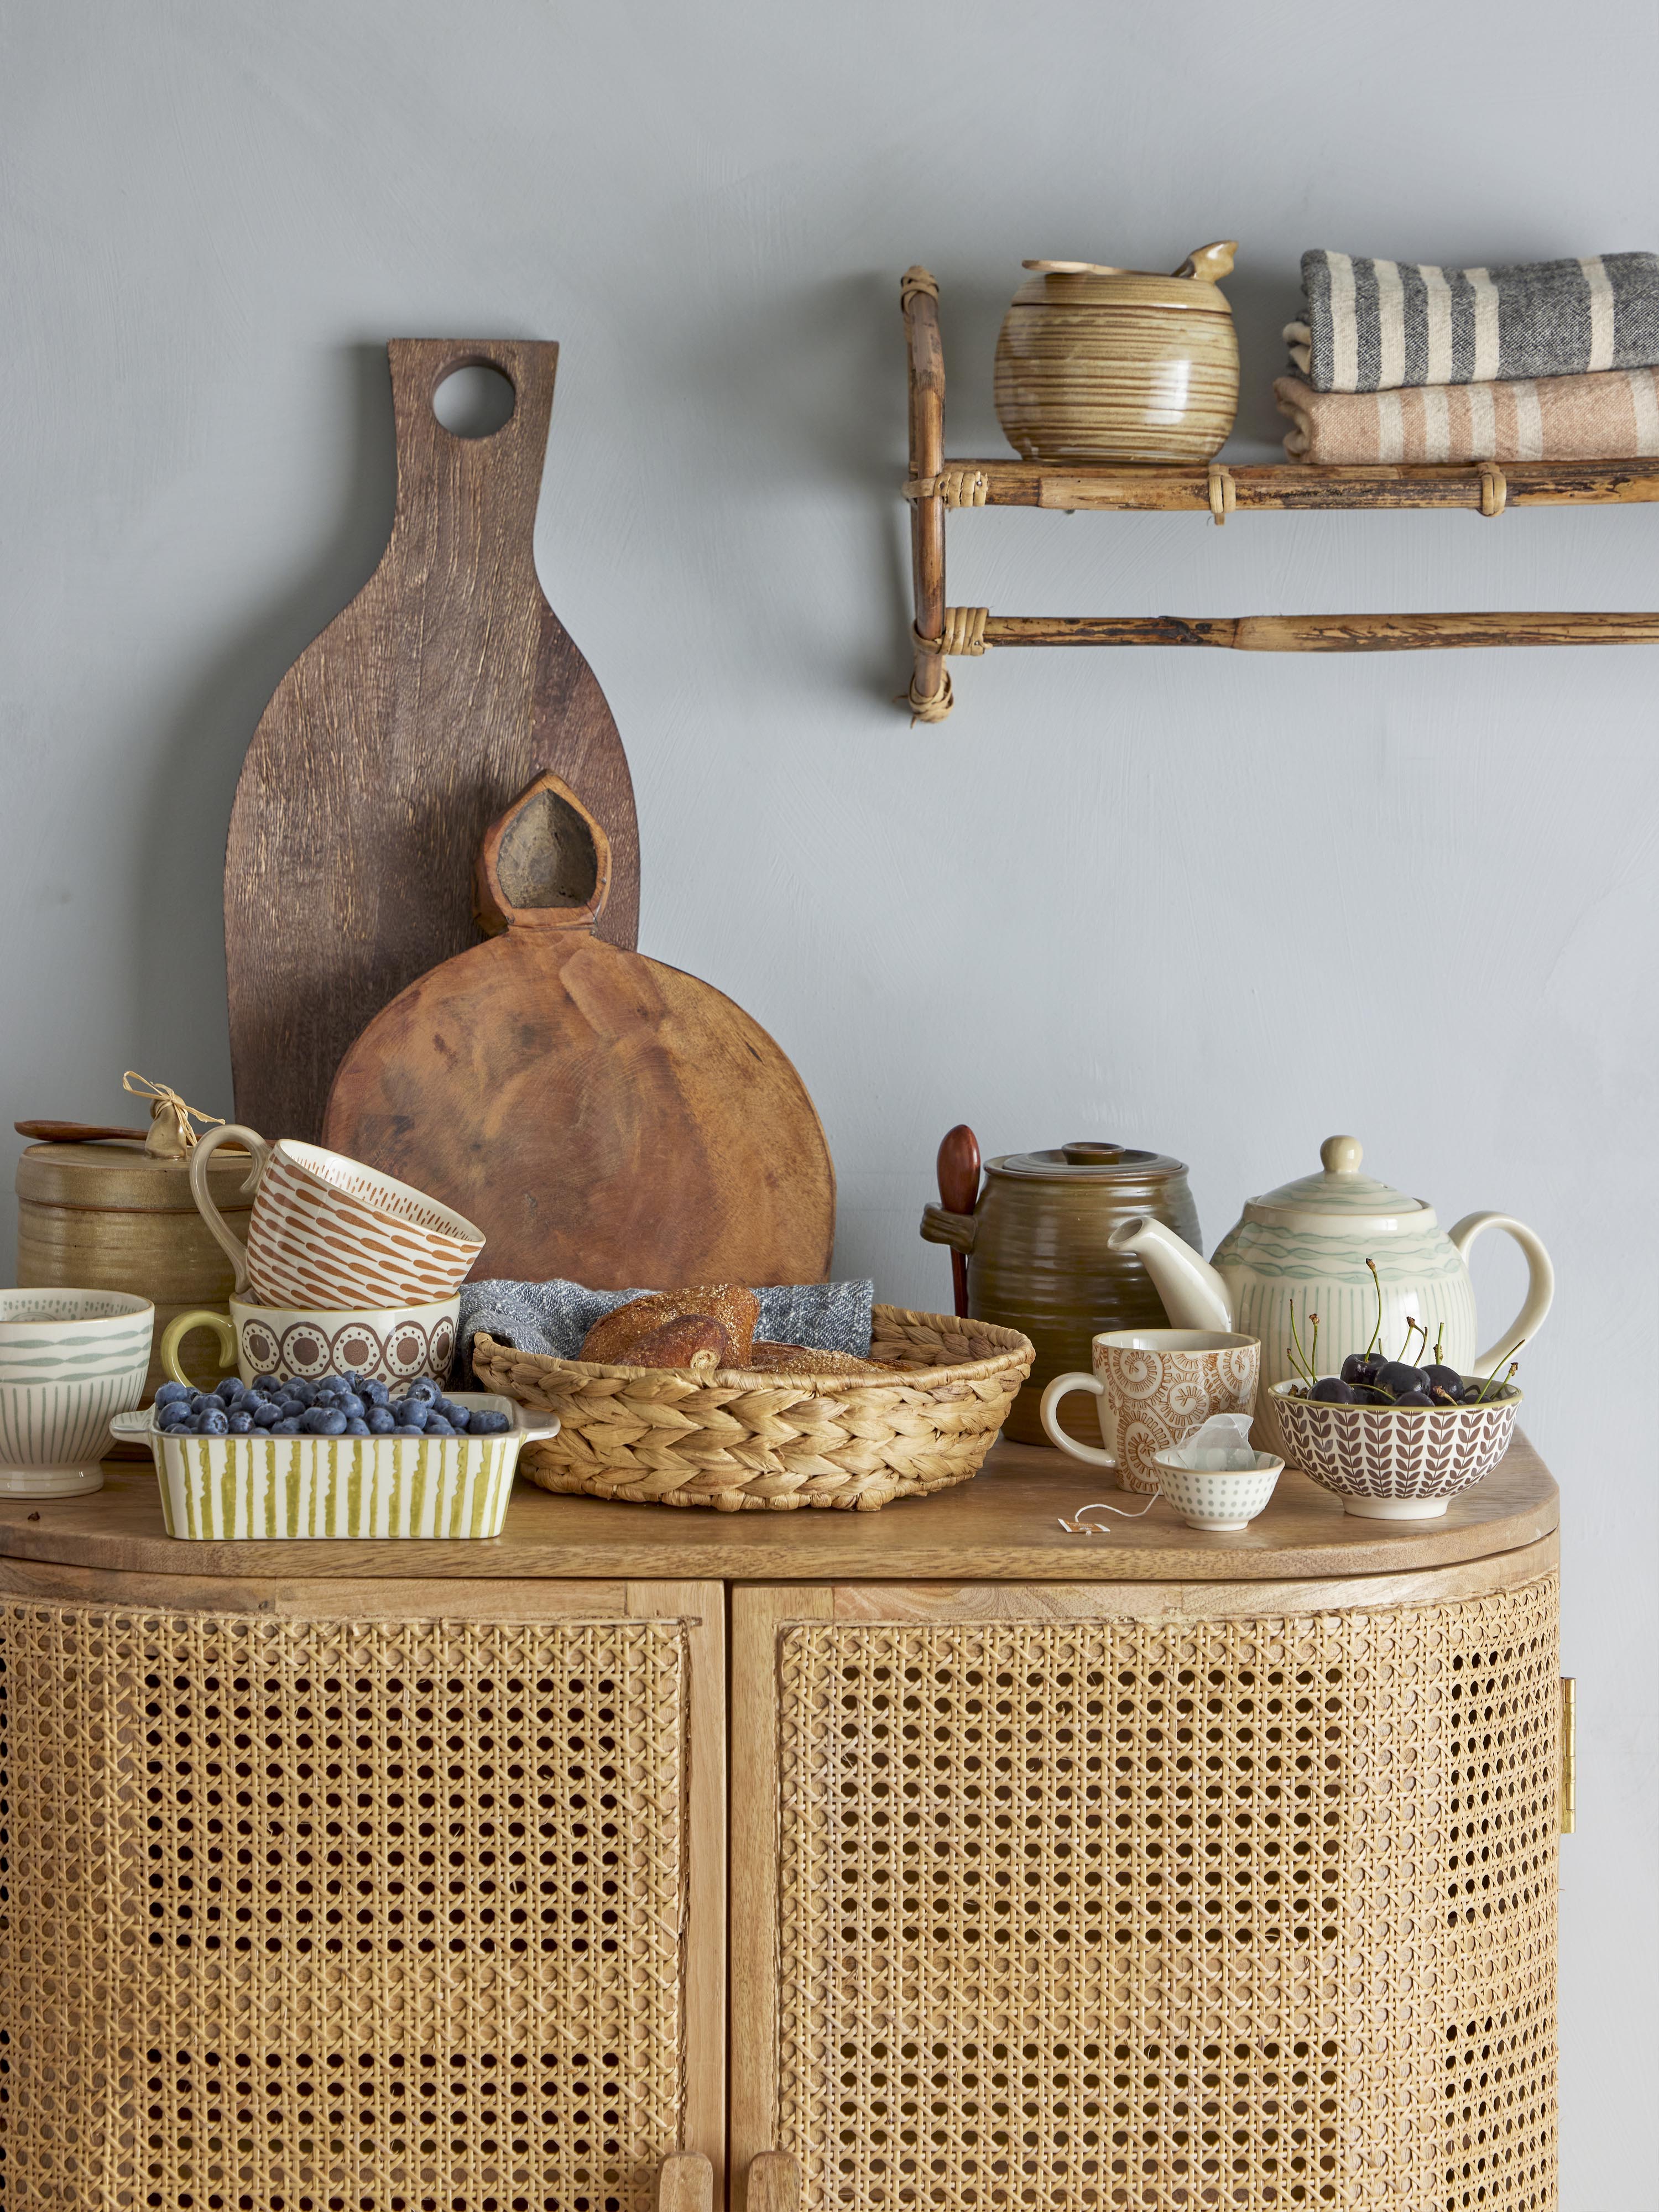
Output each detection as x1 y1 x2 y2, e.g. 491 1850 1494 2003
0 1433 1558 1585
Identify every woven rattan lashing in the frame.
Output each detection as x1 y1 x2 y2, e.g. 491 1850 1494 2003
770 1573 1559 2209
0 1600 694 2209
475 1305 1035 1511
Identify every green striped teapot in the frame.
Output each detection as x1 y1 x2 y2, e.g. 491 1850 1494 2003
1108 1135 1553 1460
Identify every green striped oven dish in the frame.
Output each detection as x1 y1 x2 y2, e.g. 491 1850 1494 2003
110 1394 558 1540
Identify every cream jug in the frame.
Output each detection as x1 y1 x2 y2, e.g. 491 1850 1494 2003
1108 1135 1553 1457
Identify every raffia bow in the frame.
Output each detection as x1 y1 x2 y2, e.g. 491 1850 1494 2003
121 1072 227 1159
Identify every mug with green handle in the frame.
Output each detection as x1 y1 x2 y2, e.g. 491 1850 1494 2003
161 1294 461 1391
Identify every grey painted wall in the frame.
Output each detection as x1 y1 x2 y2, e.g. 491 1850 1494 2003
3 2 1654 2197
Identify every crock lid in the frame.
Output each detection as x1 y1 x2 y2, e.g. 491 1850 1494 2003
15 1139 254 1207
1243 1135 1433 1226
990 1141 1190 1181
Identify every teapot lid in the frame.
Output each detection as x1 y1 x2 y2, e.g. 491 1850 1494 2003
1244 1135 1435 1228
991 1141 1189 1181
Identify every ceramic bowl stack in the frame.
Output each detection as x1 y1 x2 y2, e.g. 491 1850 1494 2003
1270 1378 1521 1519
0 1288 153 1496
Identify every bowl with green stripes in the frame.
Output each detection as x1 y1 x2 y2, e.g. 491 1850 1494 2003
0 1288 154 1498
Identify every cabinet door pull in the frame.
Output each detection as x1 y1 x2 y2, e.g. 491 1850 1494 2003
656 2151 713 2211
748 2151 803 2211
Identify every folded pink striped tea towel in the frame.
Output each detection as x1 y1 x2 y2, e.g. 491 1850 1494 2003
1275 366 1659 464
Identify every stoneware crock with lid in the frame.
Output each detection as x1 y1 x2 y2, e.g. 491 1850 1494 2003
1109 1134 1553 1459
921 1140 1200 1444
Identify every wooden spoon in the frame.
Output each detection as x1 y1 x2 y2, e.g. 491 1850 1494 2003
14 1121 149 1144
936 1124 982 1318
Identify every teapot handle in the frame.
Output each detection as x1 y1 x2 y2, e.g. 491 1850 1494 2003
1447 1213 1555 1375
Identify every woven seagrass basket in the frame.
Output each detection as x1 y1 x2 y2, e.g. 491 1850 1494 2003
472 1303 1034 1511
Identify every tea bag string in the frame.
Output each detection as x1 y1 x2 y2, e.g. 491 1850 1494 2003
122 1072 226 1159
1057 1496 1161 1533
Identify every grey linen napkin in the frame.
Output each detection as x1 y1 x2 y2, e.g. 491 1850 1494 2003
457 1277 875 1384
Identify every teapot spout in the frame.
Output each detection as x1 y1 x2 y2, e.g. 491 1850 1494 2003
1108 1215 1234 1331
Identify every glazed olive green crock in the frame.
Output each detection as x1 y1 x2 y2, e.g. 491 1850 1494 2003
921 1141 1201 1445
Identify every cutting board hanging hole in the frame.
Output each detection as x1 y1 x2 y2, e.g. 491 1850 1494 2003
433 363 517 439
474 773 611 936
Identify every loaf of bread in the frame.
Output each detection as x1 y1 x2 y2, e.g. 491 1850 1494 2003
746 1340 895 1378
619 1314 731 1369
580 1284 760 1365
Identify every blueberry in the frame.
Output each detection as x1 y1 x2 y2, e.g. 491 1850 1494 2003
345 1417 371 1436
366 1406 395 1434
157 1406 192 1431
154 1381 192 1407
469 1410 510 1435
389 1400 427 1430
287 1379 317 1405
300 1407 347 1435
335 1392 365 1420
216 1377 244 1403
251 1402 281 1427
251 1373 280 1394
392 1423 425 1437
407 1377 441 1404
422 1415 455 1436
1310 1376 1355 1403
361 1379 390 1408
197 1406 230 1435
272 1417 302 1434
226 1408 254 1433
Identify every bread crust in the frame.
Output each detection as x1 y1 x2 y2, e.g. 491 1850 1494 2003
579 1284 760 1365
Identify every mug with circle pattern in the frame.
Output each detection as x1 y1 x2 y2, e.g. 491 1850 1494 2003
1040 1329 1260 1493
161 1295 460 1391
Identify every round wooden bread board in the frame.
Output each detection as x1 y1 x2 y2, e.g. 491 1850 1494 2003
322 775 835 1290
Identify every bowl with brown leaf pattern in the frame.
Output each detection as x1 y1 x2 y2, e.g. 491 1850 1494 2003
1270 1378 1521 1521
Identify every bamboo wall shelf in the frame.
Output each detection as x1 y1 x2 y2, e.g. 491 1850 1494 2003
900 264 1659 719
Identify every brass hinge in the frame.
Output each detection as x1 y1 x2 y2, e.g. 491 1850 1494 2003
1560 1677 1576 1834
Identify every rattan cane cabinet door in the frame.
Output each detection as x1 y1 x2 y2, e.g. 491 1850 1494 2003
731 1571 1559 2212
0 1574 724 2212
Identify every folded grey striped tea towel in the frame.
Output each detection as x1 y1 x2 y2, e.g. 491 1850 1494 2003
456 1275 875 1383
1285 251 1659 393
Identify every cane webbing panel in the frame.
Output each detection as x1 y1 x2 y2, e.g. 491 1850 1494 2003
0 1601 690 2211
775 1576 1558 2210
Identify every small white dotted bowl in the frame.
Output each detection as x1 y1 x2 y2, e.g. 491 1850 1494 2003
1152 1449 1284 1531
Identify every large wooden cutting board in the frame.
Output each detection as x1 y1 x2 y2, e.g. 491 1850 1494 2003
322 775 836 1290
226 338 638 1145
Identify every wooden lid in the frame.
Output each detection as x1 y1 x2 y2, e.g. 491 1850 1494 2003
15 1140 254 1210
